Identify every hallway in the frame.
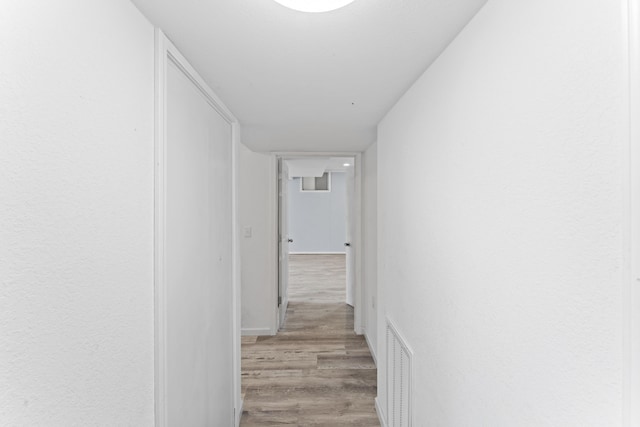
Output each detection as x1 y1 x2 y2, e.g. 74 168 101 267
240 254 379 426
5 1 639 425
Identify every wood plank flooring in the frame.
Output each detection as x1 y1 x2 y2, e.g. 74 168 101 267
240 254 379 426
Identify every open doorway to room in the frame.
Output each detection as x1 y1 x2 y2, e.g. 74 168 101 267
239 153 379 425
277 156 358 331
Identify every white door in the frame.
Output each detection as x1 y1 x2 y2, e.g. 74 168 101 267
277 158 290 328
345 163 356 307
165 58 233 426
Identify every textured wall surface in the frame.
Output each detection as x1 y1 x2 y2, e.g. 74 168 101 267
288 173 347 253
377 0 628 424
0 1 155 424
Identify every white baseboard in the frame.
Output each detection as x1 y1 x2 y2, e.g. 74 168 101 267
364 331 377 367
375 397 387 427
241 327 272 336
235 398 243 427
289 251 346 255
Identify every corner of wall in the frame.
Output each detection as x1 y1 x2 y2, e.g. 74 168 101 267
375 397 388 427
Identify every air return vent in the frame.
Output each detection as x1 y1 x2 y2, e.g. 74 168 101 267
386 319 412 427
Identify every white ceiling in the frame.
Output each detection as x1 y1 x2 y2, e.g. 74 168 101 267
131 0 487 152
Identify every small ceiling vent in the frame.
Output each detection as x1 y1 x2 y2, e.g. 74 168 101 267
300 172 330 192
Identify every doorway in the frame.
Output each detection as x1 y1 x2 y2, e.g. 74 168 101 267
275 154 362 333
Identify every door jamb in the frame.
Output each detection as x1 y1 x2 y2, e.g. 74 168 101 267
269 155 279 333
627 0 640 424
270 152 364 335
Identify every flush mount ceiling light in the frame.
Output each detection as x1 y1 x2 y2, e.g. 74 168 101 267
272 0 355 13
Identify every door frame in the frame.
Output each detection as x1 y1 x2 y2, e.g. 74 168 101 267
154 29 242 427
627 0 640 424
277 157 290 329
270 152 364 335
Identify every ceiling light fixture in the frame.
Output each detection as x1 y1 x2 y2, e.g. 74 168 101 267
343 163 351 167
272 0 355 13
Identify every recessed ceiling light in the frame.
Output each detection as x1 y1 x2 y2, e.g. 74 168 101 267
343 163 351 167
272 0 356 13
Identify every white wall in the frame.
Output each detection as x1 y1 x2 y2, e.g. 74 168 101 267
377 0 628 425
362 143 378 361
288 173 347 253
238 144 275 335
0 1 155 424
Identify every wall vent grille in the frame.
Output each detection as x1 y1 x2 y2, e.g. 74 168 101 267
386 318 412 427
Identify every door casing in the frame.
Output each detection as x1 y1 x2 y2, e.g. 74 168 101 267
626 0 640 424
270 152 364 335
277 158 290 329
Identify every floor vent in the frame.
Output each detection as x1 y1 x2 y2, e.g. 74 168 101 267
386 318 412 427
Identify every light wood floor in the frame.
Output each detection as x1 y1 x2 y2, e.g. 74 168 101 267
240 254 379 426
